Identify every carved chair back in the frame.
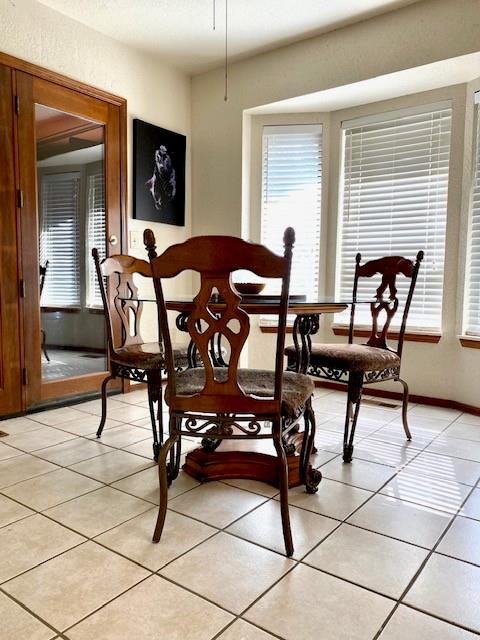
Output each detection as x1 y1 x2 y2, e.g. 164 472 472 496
92 249 152 355
349 251 424 357
144 229 295 415
39 261 49 297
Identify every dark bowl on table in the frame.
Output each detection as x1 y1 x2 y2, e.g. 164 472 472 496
234 282 266 295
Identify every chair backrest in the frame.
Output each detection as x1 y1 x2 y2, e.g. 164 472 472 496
39 261 49 298
92 249 152 355
144 228 295 415
349 251 424 357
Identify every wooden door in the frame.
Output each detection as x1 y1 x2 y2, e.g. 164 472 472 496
0 65 23 416
15 72 124 408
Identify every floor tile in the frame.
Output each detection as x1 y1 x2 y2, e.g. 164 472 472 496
0 442 23 460
122 438 156 458
286 478 372 520
311 449 340 468
29 406 89 427
227 499 338 558
408 405 461 421
389 414 453 433
378 604 479 639
404 451 480 486
380 471 470 514
437 515 480 565
320 458 395 491
69 449 153 483
369 424 435 449
313 429 343 453
2 468 102 511
427 436 480 463
245 563 394 640
114 389 149 405
217 620 277 640
160 532 294 614
74 397 126 416
35 437 112 466
168 481 267 528
456 413 480 427
461 488 480 520
96 508 216 570
91 424 152 448
443 421 480 442
0 416 46 435
0 513 84 582
66 575 233 640
112 466 199 503
44 486 152 537
347 493 452 548
3 541 149 631
405 553 480 632
351 437 418 468
304 523 428 598
2 426 77 452
0 494 34 527
0 591 56 640
105 404 151 423
53 414 122 436
0 454 58 489
220 478 279 497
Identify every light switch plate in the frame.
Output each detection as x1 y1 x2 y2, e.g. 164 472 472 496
129 230 141 249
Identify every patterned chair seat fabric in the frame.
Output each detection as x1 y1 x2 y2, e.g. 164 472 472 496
285 343 400 373
167 367 314 419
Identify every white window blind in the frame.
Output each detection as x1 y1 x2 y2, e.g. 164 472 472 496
39 172 81 308
260 124 322 302
86 172 106 308
464 100 480 336
336 103 452 330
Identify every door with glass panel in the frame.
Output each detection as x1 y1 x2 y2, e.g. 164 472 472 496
16 73 123 408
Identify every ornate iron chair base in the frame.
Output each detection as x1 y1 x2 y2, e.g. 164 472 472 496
96 363 163 462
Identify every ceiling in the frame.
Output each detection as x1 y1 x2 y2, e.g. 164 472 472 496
37 0 422 75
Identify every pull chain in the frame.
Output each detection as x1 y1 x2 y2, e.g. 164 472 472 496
224 0 228 101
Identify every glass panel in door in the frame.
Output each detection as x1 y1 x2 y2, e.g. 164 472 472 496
35 104 107 382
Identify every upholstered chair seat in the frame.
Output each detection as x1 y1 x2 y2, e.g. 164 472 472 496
285 343 400 373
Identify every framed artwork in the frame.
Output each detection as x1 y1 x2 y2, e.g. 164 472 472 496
133 119 186 225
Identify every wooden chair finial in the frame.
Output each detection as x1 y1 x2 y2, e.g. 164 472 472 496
143 229 157 259
283 227 295 251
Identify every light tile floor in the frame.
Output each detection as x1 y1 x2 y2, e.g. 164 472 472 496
0 388 479 639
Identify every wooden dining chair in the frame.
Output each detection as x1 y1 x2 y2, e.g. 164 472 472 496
144 227 316 557
286 251 423 463
92 249 191 461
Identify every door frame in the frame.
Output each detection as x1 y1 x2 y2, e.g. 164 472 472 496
0 52 128 411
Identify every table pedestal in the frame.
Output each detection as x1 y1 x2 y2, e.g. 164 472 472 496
182 430 322 491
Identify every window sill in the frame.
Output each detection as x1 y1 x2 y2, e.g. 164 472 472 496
41 306 81 314
459 336 480 349
331 325 442 344
259 325 293 334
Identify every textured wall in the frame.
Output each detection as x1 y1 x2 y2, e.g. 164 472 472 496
191 0 480 406
0 0 192 341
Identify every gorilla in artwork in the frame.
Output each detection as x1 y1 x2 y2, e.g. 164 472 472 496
145 145 177 210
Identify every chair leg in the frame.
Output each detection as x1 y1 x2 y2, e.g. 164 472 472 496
41 329 50 362
96 374 115 438
147 374 162 462
169 420 182 483
343 375 363 463
301 397 322 494
152 431 179 543
273 429 294 557
397 377 412 441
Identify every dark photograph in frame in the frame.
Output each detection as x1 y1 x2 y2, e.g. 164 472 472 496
133 119 186 226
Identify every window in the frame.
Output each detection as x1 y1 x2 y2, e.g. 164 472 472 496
336 103 452 330
86 172 106 308
261 124 322 300
39 172 81 308
464 96 480 337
